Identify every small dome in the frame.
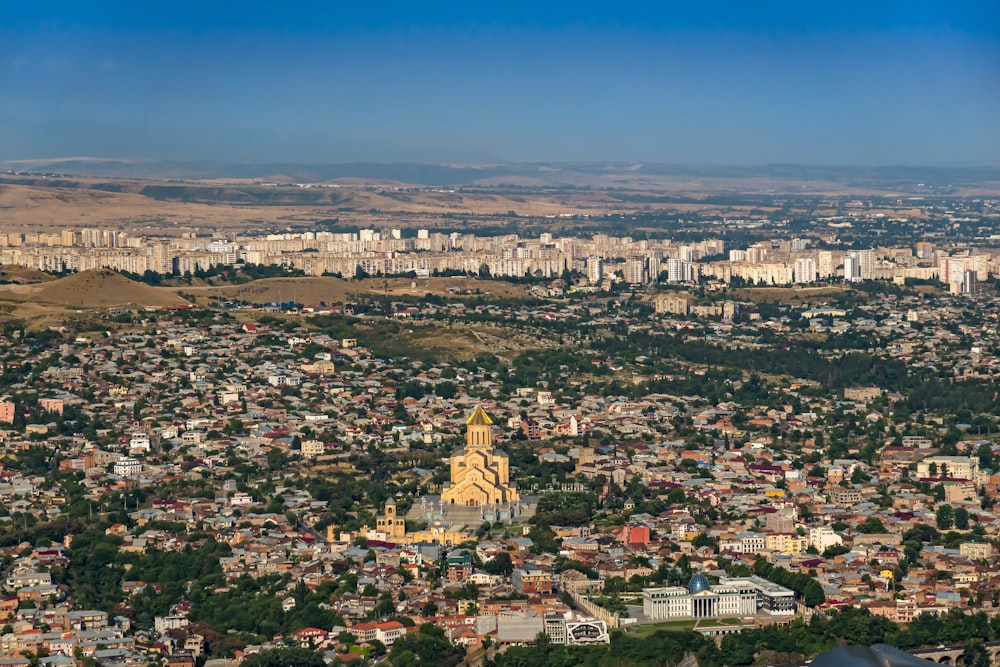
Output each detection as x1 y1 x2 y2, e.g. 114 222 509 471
688 573 711 594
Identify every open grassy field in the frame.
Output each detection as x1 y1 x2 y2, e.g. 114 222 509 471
337 319 553 363
632 617 750 637
177 276 534 306
730 286 851 305
0 178 649 233
632 619 698 635
731 282 950 305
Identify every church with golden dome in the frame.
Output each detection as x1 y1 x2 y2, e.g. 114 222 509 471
441 406 520 506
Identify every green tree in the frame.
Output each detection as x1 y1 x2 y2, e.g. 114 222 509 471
936 504 955 530
388 623 465 667
691 533 717 552
976 443 995 471
857 517 886 534
484 551 514 576
435 381 457 400
241 648 325 667
954 506 970 530
962 640 990 667
803 579 826 607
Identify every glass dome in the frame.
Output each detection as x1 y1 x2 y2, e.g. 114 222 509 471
687 573 711 594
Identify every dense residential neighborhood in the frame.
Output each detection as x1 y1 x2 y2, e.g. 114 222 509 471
0 226 999 667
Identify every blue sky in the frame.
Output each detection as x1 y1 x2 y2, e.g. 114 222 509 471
1 1 998 165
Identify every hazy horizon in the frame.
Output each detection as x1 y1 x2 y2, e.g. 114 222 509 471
2 1 998 166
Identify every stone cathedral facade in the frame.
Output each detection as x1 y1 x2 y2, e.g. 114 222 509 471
441 406 520 506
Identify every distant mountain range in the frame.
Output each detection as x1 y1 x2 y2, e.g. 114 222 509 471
3 158 999 190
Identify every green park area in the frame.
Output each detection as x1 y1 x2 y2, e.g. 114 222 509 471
632 618 750 637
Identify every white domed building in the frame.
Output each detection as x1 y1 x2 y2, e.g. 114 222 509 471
642 574 795 621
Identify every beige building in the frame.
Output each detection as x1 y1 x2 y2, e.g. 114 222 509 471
960 542 993 560
300 440 325 458
829 487 863 506
943 481 977 503
441 406 519 506
916 456 978 482
653 293 692 315
375 500 406 541
844 387 881 403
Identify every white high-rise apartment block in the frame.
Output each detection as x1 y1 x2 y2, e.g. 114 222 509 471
587 257 603 284
857 249 875 279
963 270 979 296
666 258 695 283
624 257 648 284
793 258 817 284
844 255 861 282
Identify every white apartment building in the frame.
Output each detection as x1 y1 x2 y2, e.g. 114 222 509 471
587 257 603 284
128 433 151 452
808 526 843 552
665 258 695 283
113 457 142 478
844 255 861 282
793 257 817 284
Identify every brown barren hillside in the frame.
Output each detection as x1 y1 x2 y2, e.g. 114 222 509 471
0 266 56 284
190 276 360 305
7 168 992 237
0 179 624 234
0 182 299 233
1 269 191 308
184 275 532 305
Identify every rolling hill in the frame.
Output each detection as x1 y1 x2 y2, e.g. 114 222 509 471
10 269 190 308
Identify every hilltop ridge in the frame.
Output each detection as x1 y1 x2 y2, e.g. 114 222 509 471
9 269 190 308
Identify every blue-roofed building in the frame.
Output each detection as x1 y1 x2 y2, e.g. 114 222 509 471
688 573 711 594
643 575 795 620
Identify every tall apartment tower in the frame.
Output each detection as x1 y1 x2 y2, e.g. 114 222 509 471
857 249 875 279
587 257 603 284
793 258 817 284
666 258 695 283
817 251 834 278
624 257 648 284
844 255 862 283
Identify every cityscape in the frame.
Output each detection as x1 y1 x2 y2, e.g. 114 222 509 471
2 2 1000 667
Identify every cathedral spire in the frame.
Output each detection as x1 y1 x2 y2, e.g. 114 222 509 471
466 404 493 426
